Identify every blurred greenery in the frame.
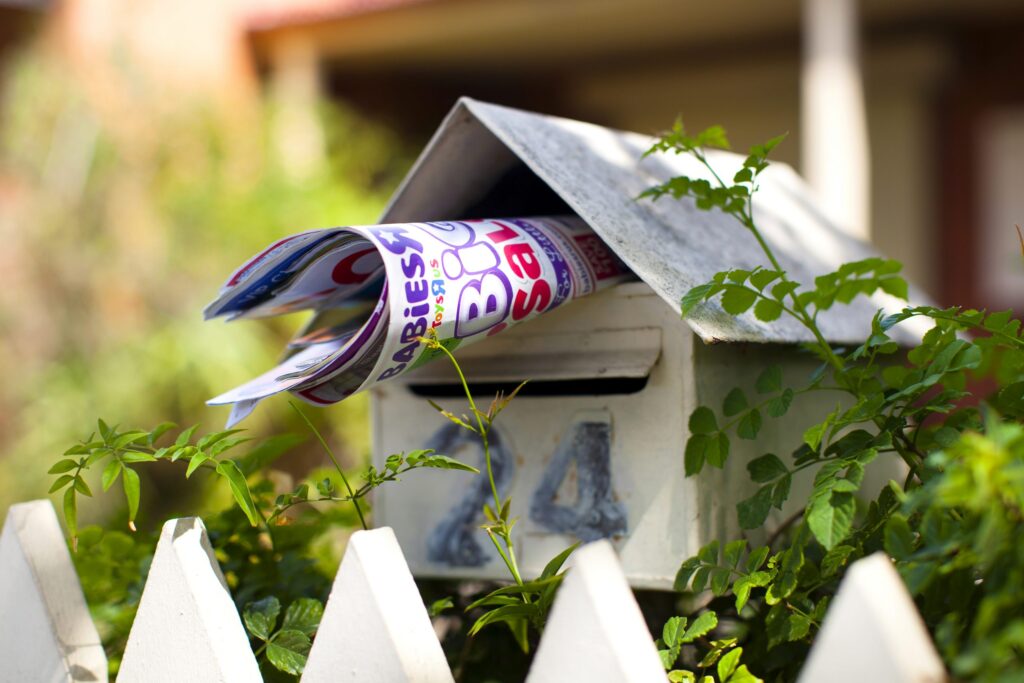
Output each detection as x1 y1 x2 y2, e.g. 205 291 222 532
0 44 412 527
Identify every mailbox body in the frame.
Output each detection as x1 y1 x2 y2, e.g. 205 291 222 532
371 282 823 589
365 98 917 589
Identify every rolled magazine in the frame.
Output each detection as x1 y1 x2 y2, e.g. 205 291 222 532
205 216 632 425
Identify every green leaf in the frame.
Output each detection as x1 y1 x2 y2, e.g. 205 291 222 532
724 539 747 568
148 421 177 445
727 269 752 284
316 478 333 497
733 572 771 612
721 286 757 315
771 281 799 300
63 488 77 542
753 298 783 322
771 474 792 509
420 454 480 473
662 616 687 647
820 545 856 577
120 451 157 463
185 452 210 478
428 597 454 617
718 647 742 681
674 558 701 591
749 270 781 291
729 665 762 683
747 454 787 483
736 409 763 440
540 542 580 580
765 388 794 418
807 492 855 550
49 474 74 493
113 431 149 449
266 630 311 676
48 459 78 474
681 611 718 643
467 604 536 637
689 407 718 434
884 514 916 561
803 420 829 451
737 486 773 529
682 283 720 316
707 432 730 468
243 597 280 641
281 598 323 637
711 568 731 595
755 366 783 394
698 540 720 565
73 476 92 497
723 388 748 417
746 546 770 573
101 460 123 491
660 647 680 670
216 460 260 526
174 424 199 447
879 277 908 300
122 467 141 527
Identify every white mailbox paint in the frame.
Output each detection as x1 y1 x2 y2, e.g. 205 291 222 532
372 282 827 588
526 540 665 683
0 500 107 683
301 527 453 683
116 518 260 683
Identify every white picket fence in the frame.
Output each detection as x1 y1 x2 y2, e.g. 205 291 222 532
0 500 947 683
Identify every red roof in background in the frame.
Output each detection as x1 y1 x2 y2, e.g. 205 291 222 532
244 0 437 32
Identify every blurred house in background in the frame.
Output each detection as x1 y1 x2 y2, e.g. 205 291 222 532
242 0 1024 312
9 0 1022 310
0 0 45 109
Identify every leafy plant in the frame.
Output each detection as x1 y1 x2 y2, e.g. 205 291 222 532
50 411 476 679
419 332 578 653
643 122 1024 680
243 596 324 677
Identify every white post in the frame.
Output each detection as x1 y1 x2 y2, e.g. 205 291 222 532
116 518 260 683
801 0 871 240
268 35 326 180
797 552 946 682
526 540 665 683
302 527 454 683
0 500 107 683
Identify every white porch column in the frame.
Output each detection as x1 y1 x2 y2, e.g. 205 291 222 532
801 0 871 240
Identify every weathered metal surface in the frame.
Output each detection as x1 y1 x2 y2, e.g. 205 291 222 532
381 97 929 346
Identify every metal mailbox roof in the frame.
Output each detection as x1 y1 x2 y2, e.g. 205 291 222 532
380 97 928 346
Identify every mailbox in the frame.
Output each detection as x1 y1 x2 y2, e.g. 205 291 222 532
369 98 923 588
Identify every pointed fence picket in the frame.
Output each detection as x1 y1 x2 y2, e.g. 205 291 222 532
116 517 261 682
0 500 106 683
798 552 946 683
0 500 952 683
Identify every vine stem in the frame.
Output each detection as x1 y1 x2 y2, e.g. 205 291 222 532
427 339 525 587
695 152 846 374
289 402 367 530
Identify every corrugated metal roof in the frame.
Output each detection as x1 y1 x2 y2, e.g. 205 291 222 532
381 97 930 346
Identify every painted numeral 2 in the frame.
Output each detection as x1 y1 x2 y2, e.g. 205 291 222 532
425 422 513 567
426 409 627 567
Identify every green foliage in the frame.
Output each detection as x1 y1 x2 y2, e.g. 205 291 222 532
50 415 475 678
0 46 400 515
244 596 324 677
644 123 1024 681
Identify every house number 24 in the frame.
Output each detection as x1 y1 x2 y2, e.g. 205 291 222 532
425 410 628 567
